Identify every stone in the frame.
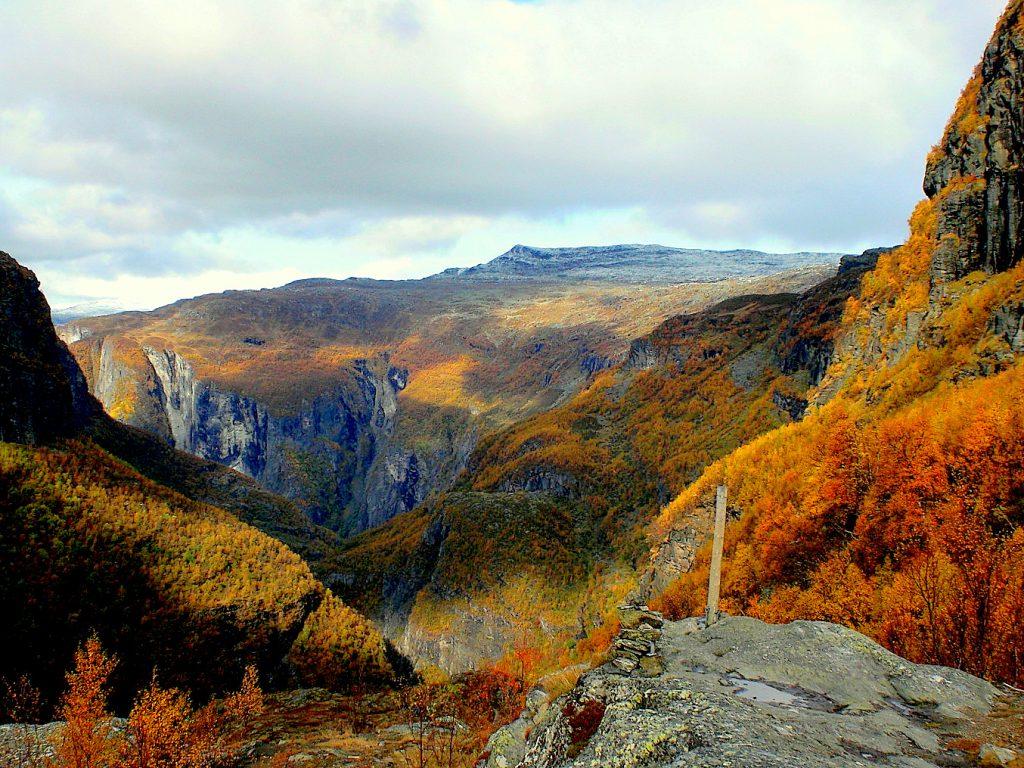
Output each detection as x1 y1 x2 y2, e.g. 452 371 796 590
980 744 1018 767
620 626 661 643
618 605 664 630
676 616 705 635
637 655 665 677
932 701 968 722
612 657 638 673
483 617 1010 768
613 638 654 657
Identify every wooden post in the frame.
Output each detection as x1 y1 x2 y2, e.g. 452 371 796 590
705 484 727 626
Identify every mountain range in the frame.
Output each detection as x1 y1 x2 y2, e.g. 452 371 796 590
429 243 840 283
57 245 837 537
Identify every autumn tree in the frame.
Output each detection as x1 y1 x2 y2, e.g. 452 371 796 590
2 674 46 768
120 665 264 768
121 677 211 768
50 637 117 768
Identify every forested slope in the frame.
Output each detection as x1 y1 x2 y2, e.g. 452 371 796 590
0 251 404 711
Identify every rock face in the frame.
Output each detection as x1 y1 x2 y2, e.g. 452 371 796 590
924 2 1024 289
68 336 416 533
773 248 882 388
482 616 1015 768
0 251 94 443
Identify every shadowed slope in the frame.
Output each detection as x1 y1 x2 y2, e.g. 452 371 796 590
0 251 404 709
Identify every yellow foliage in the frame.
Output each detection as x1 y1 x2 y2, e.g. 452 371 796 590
288 591 398 690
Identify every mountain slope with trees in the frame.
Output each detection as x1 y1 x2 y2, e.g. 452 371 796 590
650 0 1024 688
0 250 404 711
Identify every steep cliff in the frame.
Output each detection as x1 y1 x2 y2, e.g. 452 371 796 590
924 2 1024 287
69 336 413 534
0 251 93 443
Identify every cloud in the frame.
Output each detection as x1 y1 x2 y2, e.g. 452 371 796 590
0 0 1008 307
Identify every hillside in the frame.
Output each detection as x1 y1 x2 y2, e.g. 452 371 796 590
648 0 1024 689
61 247 836 535
333 253 878 672
0 251 403 710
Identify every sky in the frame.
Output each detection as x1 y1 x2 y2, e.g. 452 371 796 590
0 0 1008 310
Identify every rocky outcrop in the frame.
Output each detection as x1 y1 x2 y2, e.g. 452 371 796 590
775 248 881 388
360 427 477 533
838 247 894 275
0 251 95 444
624 338 659 371
481 616 1016 768
498 467 581 499
642 524 709 598
771 390 808 420
143 347 266 473
924 2 1024 290
991 301 1024 354
399 606 516 675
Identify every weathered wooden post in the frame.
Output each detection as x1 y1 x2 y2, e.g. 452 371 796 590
705 484 727 625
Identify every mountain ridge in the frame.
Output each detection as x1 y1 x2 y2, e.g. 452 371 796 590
428 243 844 283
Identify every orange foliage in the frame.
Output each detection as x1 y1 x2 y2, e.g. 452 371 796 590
656 362 1024 685
121 678 217 768
51 637 118 768
46 638 267 768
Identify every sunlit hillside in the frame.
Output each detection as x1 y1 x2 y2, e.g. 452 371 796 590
651 0 1024 688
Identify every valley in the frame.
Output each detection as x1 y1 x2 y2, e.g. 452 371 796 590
59 247 836 537
4 1 1024 766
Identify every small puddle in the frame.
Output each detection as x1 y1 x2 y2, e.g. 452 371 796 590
727 676 835 711
729 677 801 706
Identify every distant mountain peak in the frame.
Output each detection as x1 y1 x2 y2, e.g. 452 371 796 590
430 243 846 284
52 299 131 325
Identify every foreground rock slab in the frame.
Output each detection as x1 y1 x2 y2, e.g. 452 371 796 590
482 617 1023 768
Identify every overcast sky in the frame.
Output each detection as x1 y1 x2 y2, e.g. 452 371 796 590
0 0 1008 309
